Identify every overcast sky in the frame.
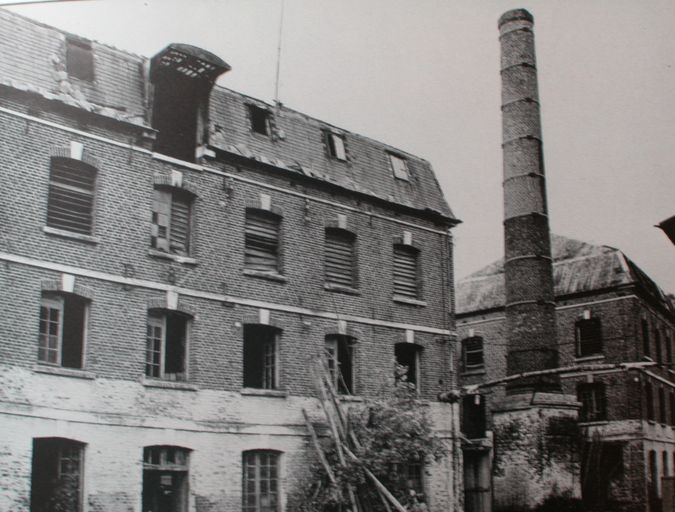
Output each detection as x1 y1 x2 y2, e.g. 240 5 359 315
6 0 674 292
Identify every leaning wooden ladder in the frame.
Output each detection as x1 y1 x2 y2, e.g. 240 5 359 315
301 357 407 512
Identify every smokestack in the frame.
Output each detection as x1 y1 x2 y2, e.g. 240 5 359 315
499 9 559 393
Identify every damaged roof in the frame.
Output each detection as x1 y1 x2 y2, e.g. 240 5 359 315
0 8 456 222
457 234 673 315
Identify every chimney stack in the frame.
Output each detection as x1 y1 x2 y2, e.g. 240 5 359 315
499 9 559 393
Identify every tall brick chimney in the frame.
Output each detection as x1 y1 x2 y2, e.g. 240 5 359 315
499 8 559 393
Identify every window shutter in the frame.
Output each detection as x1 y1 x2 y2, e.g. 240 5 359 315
151 189 171 251
169 193 191 254
245 211 280 271
393 245 418 298
47 158 96 234
325 230 355 287
463 337 484 369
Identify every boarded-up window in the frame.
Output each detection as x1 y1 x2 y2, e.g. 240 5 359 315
325 131 347 161
245 210 280 272
31 438 84 512
325 335 354 394
393 244 419 299
576 318 602 357
462 336 484 371
151 189 193 255
324 228 356 288
145 312 188 381
38 294 87 369
389 153 409 181
243 325 278 390
66 37 94 82
47 158 97 235
577 383 607 422
243 451 280 512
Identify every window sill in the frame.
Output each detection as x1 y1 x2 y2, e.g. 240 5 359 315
461 368 486 377
148 249 198 265
578 420 609 426
141 377 199 391
33 364 95 380
43 226 100 244
243 269 287 283
240 388 288 398
324 283 360 296
575 354 605 363
393 295 427 307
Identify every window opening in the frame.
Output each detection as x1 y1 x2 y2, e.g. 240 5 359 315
243 451 280 512
642 319 651 358
249 105 271 136
463 451 491 512
576 318 602 357
659 387 667 424
324 228 356 288
151 188 193 255
325 335 354 394
326 131 347 161
655 328 663 364
143 446 189 512
66 37 94 82
393 245 419 299
390 461 424 497
145 312 188 381
38 293 87 369
581 440 624 507
646 383 655 421
243 325 278 389
389 154 410 181
395 343 421 390
461 395 487 439
47 157 97 235
31 438 84 512
245 210 281 272
462 336 484 371
577 383 607 422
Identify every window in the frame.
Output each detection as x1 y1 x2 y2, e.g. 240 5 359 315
143 446 189 512
642 319 651 358
324 228 356 288
667 330 673 364
243 325 278 389
389 153 410 181
248 105 270 136
151 188 193 255
245 209 281 273
577 383 607 422
461 394 487 439
462 336 484 371
659 387 667 424
646 383 655 421
664 451 670 477
31 438 84 512
670 392 675 426
46 157 97 235
38 293 87 369
243 451 280 512
655 328 663 364
393 245 420 299
575 318 602 357
66 37 94 81
146 312 189 381
325 131 347 161
395 343 421 390
390 461 424 496
325 335 354 394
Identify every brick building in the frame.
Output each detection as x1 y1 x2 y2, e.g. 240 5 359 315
457 234 675 512
0 8 462 512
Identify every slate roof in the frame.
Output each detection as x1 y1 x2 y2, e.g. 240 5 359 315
0 8 456 222
457 234 673 315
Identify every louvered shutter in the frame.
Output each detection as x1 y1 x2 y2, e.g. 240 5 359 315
325 229 355 287
245 210 280 271
151 189 171 251
169 192 191 254
47 158 96 234
393 245 419 298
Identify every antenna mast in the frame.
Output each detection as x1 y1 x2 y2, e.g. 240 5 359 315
274 0 286 105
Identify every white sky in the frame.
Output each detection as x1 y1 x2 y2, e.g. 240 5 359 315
6 0 674 292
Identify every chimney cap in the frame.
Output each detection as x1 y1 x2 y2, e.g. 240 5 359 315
498 8 534 28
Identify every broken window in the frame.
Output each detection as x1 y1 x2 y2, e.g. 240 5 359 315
243 325 278 389
30 437 84 512
248 105 271 136
395 343 421 390
143 446 189 512
389 153 410 181
393 244 420 299
575 318 602 357
242 450 280 512
462 336 484 371
146 312 189 381
324 228 356 288
325 131 347 161
325 335 354 394
38 293 87 369
66 37 94 82
245 209 281 273
47 157 97 235
151 188 193 256
461 394 487 439
577 383 607 422
642 319 651 358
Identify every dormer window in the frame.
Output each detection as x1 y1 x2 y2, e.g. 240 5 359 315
389 153 409 181
248 105 271 136
325 131 347 161
66 37 94 82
